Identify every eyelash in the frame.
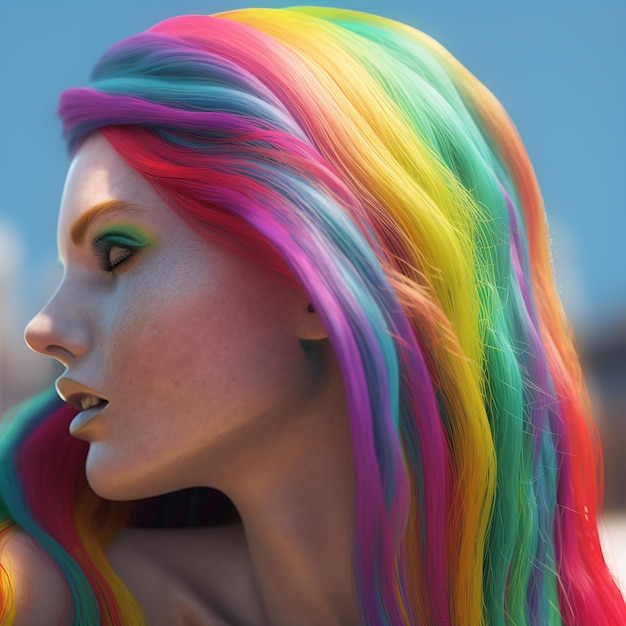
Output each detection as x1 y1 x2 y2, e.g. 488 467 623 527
91 236 137 272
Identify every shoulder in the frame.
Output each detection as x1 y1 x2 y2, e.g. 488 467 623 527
0 530 73 626
107 524 262 626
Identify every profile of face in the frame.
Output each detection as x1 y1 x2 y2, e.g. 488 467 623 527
25 133 331 501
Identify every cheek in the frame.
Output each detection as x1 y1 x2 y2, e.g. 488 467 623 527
85 259 310 498
106 265 253 408
105 249 305 409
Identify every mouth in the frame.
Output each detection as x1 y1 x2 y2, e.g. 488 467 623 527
68 394 109 412
56 377 111 437
56 377 110 413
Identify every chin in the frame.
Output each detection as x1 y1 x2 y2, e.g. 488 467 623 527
86 464 143 501
84 445 171 502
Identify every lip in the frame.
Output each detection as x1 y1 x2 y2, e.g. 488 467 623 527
56 376 109 436
68 403 109 436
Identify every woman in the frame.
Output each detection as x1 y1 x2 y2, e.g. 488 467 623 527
1 6 624 625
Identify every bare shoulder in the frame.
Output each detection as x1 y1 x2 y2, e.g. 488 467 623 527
0 530 73 626
107 523 262 626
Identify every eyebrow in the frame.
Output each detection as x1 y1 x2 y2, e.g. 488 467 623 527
70 199 143 245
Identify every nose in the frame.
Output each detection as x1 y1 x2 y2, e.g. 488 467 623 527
24 287 91 366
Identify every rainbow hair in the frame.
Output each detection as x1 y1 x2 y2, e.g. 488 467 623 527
1 7 624 625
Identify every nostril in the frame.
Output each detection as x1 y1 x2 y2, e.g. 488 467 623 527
47 344 78 362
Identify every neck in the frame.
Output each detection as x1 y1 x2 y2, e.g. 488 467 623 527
210 341 359 626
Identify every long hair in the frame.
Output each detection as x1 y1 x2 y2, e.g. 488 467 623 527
1 7 624 625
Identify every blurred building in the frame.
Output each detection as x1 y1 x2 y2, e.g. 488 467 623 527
582 319 626 511
0 221 61 416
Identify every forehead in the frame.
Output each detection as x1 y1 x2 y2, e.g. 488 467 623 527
58 133 170 248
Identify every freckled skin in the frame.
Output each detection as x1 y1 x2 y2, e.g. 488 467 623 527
25 132 359 626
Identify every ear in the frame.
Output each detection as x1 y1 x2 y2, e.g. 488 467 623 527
296 300 328 341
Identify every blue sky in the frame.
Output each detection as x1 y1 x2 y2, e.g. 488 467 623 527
1 0 624 334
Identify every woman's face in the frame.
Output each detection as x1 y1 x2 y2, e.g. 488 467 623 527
25 133 327 500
